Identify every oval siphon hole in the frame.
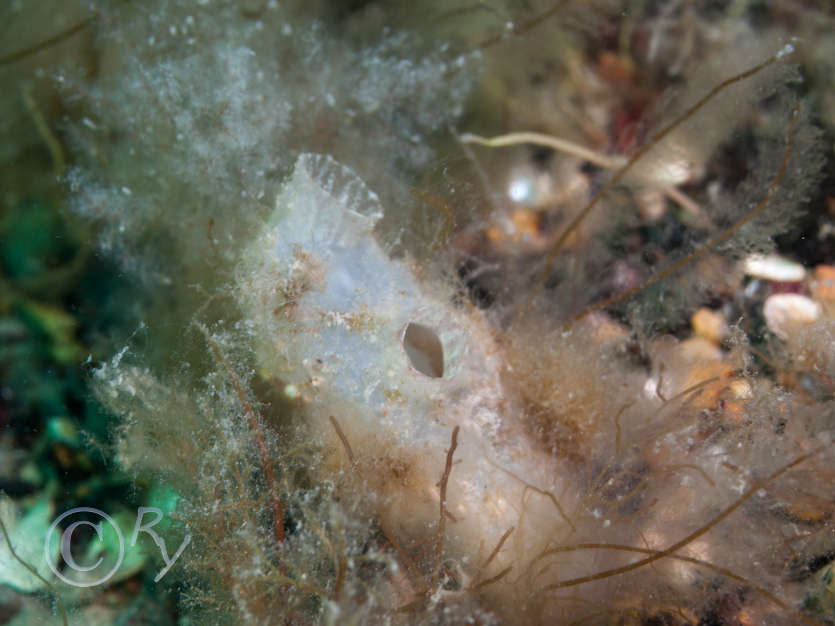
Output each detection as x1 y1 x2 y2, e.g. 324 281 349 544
402 322 444 378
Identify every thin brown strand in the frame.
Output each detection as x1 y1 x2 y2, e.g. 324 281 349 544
568 604 699 626
509 51 783 327
537 542 823 626
405 535 438 551
585 447 661 514
308 520 342 598
656 376 721 415
571 102 801 324
610 497 659 527
594 463 716 513
609 375 721 458
782 521 828 550
614 402 634 455
434 426 460 588
471 566 513 591
478 1 572 50
0 19 89 66
592 472 652 513
432 3 508 26
196 324 285 545
747 343 781 371
0 515 68 626
396 596 430 613
22 88 64 177
379 514 427 595
440 565 460 586
634 529 665 578
481 526 515 569
490 459 577 532
747 344 815 405
588 462 709 517
334 534 348 597
541 447 821 591
587 390 719 502
329 415 356 469
566 609 638 626
661 184 710 224
656 363 668 402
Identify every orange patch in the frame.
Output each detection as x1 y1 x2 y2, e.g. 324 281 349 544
813 265 835 301
684 361 734 410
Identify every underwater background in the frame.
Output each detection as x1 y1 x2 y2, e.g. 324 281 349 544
1 1 835 624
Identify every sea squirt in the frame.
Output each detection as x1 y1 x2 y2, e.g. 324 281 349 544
238 153 578 609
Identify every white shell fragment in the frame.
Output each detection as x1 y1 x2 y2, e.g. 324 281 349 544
744 254 806 282
763 293 821 340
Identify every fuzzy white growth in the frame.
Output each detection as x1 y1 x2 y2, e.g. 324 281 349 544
239 154 571 594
